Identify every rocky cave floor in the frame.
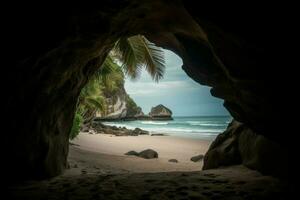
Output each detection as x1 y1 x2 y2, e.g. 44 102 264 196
7 165 289 200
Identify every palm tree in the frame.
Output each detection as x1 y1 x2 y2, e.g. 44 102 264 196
77 78 106 123
112 34 165 82
70 35 165 139
80 34 166 119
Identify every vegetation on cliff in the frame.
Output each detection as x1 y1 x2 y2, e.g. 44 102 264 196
70 35 165 139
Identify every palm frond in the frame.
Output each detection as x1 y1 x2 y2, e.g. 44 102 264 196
132 35 165 82
114 35 165 81
114 37 140 79
85 96 106 112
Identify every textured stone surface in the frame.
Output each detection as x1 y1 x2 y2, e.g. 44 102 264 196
4 1 287 179
138 149 158 159
125 149 158 159
203 120 288 178
190 154 204 162
91 122 148 136
149 104 173 120
124 151 139 156
96 85 143 120
7 165 289 200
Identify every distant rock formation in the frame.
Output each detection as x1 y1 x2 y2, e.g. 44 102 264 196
93 75 173 122
149 104 173 120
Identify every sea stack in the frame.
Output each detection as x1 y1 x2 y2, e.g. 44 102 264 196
149 104 173 120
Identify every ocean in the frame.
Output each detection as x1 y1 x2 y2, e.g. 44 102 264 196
103 116 232 140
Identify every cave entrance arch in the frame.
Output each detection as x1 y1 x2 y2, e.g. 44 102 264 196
69 46 232 173
6 1 283 180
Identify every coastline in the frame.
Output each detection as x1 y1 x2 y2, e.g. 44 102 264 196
99 115 231 140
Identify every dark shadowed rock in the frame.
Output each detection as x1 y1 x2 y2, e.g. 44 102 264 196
125 151 139 156
191 155 204 162
91 122 149 136
169 159 178 163
151 133 166 136
138 149 158 159
81 126 89 132
203 120 287 178
133 128 149 135
4 1 288 181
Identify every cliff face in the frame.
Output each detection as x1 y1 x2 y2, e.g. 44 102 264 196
96 85 143 120
96 75 144 120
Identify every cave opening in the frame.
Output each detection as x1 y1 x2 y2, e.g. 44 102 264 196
6 2 290 199
68 45 232 174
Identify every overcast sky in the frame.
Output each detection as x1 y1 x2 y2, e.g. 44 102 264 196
124 49 230 116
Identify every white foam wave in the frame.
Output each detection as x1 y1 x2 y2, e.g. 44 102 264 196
140 121 169 125
102 122 136 130
185 121 226 126
147 127 222 134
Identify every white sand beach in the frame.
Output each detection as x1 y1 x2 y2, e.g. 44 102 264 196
68 132 212 174
10 133 283 200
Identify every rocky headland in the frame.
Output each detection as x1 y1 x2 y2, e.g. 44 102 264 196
82 121 150 136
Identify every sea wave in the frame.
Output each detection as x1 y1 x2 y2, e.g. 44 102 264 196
167 121 227 127
188 122 227 127
102 122 137 130
102 122 223 134
147 127 222 134
140 121 169 125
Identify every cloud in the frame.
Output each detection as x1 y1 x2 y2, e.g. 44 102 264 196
125 80 200 97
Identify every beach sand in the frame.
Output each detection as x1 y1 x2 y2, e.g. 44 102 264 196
68 132 211 174
8 132 286 199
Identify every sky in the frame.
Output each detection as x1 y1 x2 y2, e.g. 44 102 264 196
124 49 230 117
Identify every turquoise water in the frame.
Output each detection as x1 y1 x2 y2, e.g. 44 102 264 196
103 116 232 140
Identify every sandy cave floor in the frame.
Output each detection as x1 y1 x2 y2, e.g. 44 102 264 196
7 145 289 200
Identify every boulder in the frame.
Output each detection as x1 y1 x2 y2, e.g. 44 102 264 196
133 128 149 135
88 129 96 135
190 155 204 162
81 126 89 132
149 104 173 120
168 159 178 163
151 133 165 136
125 151 139 156
138 149 158 159
203 120 287 178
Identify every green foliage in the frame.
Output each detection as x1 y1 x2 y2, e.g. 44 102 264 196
76 35 165 120
100 57 124 95
126 95 138 110
78 78 107 120
114 35 165 82
69 112 83 140
126 95 141 116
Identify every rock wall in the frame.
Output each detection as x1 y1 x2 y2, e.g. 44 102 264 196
4 1 287 179
203 120 288 178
